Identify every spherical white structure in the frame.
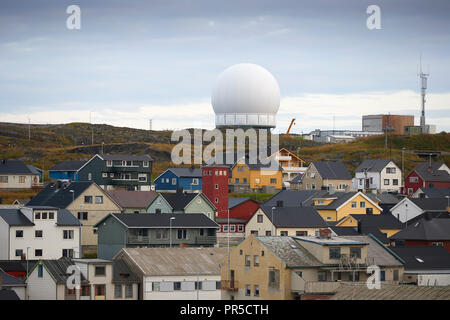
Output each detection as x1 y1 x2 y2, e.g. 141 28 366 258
211 63 280 128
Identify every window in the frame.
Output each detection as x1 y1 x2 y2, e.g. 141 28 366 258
254 285 259 297
280 231 288 236
126 161 132 166
143 161 149 167
16 230 23 238
235 178 239 184
257 214 263 223
360 201 366 208
15 249 23 257
35 212 40 219
255 178 261 184
318 271 327 282
359 179 363 185
172 178 177 185
238 225 244 232
62 249 74 258
351 202 357 208
95 285 105 296
152 282 160 291
380 270 386 281
38 264 43 278
393 270 399 281
215 198 219 203
192 178 199 185
42 212 48 219
106 160 113 167
386 167 396 174
245 285 251 296
110 173 114 178
250 230 258 236
174 282 181 291
349 272 360 282
35 249 43 257
409 176 418 183
222 225 228 232
432 242 444 247
243 178 247 184
245 255 251 267
350 247 361 258
310 172 315 178
63 230 74 239
215 184 219 189
265 231 271 236
268 269 280 289
102 172 108 178
95 196 103 204
270 178 277 184
384 179 389 185
156 229 168 240
78 212 88 220
81 285 90 297
254 255 260 266
230 225 235 232
296 231 307 236
95 266 106 276
114 285 122 298
84 196 92 204
138 174 147 182
393 179 398 186
195 281 202 290
0 176 8 183
216 281 221 290
329 247 341 259
49 212 54 220
125 284 133 298
177 229 187 239
88 173 92 181
35 230 43 238
19 176 25 183
311 183 316 190
317 200 324 205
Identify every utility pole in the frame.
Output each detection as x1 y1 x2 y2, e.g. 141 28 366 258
402 147 405 190
28 117 31 140
90 111 94 146
149 119 153 131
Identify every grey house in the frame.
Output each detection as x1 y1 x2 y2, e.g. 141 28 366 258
77 154 153 191
95 213 219 259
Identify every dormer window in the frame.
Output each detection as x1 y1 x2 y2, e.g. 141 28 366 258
35 212 41 219
49 212 55 220
106 160 112 167
42 212 48 219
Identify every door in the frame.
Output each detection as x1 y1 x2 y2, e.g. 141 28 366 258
230 270 235 289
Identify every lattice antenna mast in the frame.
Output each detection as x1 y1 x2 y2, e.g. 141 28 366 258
418 55 429 134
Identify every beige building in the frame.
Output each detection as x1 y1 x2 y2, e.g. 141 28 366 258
0 159 42 189
300 161 352 192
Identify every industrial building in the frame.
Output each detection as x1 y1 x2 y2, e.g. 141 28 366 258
362 114 414 135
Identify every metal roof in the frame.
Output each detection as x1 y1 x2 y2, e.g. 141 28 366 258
48 160 86 171
312 161 352 180
355 159 391 173
118 247 228 276
108 190 157 209
96 213 218 228
414 162 450 182
390 246 450 271
263 190 319 207
390 217 450 241
168 167 202 178
0 209 34 226
0 159 36 174
26 181 93 208
0 270 26 287
260 206 328 228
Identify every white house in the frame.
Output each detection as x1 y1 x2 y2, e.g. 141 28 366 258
114 247 227 300
353 160 402 193
0 159 43 189
0 206 82 260
389 197 449 224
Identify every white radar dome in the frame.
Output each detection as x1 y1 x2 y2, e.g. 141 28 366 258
211 63 280 128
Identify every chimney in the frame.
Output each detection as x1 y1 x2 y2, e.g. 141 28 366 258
318 228 332 239
176 186 183 195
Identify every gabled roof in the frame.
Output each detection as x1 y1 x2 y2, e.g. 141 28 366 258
290 174 304 183
340 214 404 229
355 159 392 173
260 206 328 228
115 247 227 276
228 197 256 209
308 191 383 212
416 187 450 198
365 193 400 205
0 209 34 226
159 192 198 211
30 258 88 285
48 160 87 171
26 181 93 208
311 161 352 180
112 259 140 284
329 226 361 236
95 213 219 229
390 217 450 241
0 159 36 175
167 167 202 178
0 261 26 273
263 190 319 207
414 162 450 182
255 236 323 268
268 148 305 163
56 209 82 226
409 198 449 212
0 270 26 287
26 165 42 175
341 235 404 266
390 246 450 272
108 190 158 209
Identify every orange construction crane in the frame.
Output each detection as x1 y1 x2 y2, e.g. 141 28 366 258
285 118 296 137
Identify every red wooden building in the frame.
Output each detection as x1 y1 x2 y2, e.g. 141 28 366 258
403 162 450 195
202 164 230 218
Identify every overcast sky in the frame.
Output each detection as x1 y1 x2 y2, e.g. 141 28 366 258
1 0 449 133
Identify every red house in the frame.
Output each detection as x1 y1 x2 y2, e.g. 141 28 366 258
202 164 229 218
403 162 450 195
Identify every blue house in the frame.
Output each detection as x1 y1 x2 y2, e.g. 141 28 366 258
48 160 86 181
154 168 202 192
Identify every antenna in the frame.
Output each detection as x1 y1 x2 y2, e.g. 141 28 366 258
28 116 31 140
418 54 429 134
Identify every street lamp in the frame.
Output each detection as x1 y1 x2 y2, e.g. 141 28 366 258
402 147 406 190
69 190 75 203
26 246 31 300
271 207 276 236
169 217 176 248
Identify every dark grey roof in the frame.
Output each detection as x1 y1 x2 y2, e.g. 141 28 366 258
26 181 93 208
102 154 153 161
409 198 449 211
40 258 88 284
49 160 86 171
330 226 361 236
355 159 391 173
312 161 352 180
329 226 391 245
112 259 140 284
168 167 202 178
0 209 34 226
0 159 35 174
159 192 197 211
349 214 404 229
56 209 82 226
290 174 304 183
417 188 450 198
307 191 358 210
260 206 328 228
263 190 319 207
26 165 42 175
390 217 450 241
366 193 400 204
414 162 450 182
256 236 323 267
228 197 253 209
0 270 26 287
98 213 219 228
390 246 450 271
0 261 26 273
0 290 20 300
216 217 248 224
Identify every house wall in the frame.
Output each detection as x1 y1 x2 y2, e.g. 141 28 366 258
27 263 57 300
97 216 128 260
9 213 80 260
49 171 77 181
143 275 221 300
184 194 216 221
202 167 229 218
248 169 282 190
418 274 450 286
154 170 179 192
353 171 380 191
379 161 402 192
295 240 367 265
230 200 260 221
0 174 37 189
87 263 114 300
112 283 139 300
66 183 122 253
0 219 9 259
300 164 352 192
147 194 172 213
403 171 424 195
389 199 422 223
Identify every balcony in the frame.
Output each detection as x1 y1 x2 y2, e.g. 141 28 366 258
303 281 341 294
276 155 292 161
127 235 217 246
221 280 238 291
128 235 150 244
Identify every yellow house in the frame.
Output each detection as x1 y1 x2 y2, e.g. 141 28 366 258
267 148 307 183
231 159 283 191
312 191 383 222
245 206 328 237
